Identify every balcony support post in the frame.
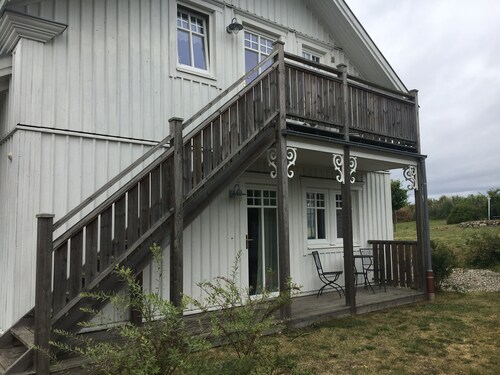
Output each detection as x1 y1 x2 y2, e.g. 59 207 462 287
337 64 356 312
273 40 291 319
169 117 184 308
415 157 434 299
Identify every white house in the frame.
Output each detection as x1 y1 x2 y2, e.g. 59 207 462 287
0 0 432 372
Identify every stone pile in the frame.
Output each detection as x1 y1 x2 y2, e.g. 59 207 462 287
441 268 500 292
459 220 500 228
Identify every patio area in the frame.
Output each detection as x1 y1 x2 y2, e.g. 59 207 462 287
288 287 426 328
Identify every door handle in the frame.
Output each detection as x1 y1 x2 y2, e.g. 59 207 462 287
246 234 253 249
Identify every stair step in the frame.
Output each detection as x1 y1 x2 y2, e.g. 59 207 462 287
0 345 26 374
10 327 34 349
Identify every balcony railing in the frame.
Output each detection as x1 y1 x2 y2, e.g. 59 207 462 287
283 53 419 152
368 240 422 290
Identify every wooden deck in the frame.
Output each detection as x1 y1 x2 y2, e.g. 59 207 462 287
30 287 426 374
288 286 426 328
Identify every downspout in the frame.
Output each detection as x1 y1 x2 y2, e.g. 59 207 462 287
411 89 434 300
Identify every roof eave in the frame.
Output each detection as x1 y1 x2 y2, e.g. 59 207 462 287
308 0 408 92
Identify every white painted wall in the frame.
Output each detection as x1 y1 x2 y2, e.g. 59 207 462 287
141 165 394 310
0 0 374 330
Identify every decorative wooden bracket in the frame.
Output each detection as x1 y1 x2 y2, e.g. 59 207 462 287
268 147 297 179
403 165 418 190
333 153 357 184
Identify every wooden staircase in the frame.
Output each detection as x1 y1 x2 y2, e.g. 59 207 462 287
0 313 35 374
0 48 282 374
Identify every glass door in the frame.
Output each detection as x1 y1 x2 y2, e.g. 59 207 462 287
247 189 278 295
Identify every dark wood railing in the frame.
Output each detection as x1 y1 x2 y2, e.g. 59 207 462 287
369 240 421 290
43 52 280 324
283 53 418 151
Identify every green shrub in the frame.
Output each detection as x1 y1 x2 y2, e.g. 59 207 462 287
51 243 208 375
50 246 302 375
189 250 300 374
431 241 456 290
396 206 415 222
465 232 500 269
446 203 484 224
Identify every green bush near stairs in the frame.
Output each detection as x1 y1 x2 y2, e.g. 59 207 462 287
49 245 302 375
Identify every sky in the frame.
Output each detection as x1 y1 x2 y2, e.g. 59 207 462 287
345 0 500 199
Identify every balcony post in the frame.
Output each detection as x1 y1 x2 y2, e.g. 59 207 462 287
273 40 291 319
410 89 421 154
34 213 55 375
337 63 350 141
416 158 434 299
169 117 184 308
337 64 355 312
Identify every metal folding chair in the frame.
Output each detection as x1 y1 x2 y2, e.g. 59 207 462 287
312 251 345 298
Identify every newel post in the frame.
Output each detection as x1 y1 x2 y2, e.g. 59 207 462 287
169 117 184 308
34 213 54 375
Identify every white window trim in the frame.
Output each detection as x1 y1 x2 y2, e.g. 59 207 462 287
302 49 321 64
171 2 220 82
306 190 330 246
301 178 361 252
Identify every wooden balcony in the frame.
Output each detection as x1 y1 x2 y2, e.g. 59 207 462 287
283 53 419 153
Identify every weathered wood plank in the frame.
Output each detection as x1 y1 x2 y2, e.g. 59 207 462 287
183 140 193 194
398 244 406 287
212 118 221 168
34 214 54 374
405 244 413 288
391 243 399 287
170 118 184 308
193 133 203 185
140 175 151 236
99 206 113 270
229 103 239 154
84 218 98 287
150 166 161 223
69 230 84 300
161 158 173 215
127 184 140 245
53 243 68 314
221 110 230 160
114 194 126 258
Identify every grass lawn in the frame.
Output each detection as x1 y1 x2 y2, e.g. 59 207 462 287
394 219 500 266
275 292 500 374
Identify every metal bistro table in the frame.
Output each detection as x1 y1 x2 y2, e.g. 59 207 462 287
353 249 386 293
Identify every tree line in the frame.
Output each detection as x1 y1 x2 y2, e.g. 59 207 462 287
392 182 500 224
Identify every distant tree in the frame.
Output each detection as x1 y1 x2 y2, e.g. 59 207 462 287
487 188 500 219
428 195 454 220
391 180 408 224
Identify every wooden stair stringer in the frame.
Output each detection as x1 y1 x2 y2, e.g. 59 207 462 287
184 124 276 226
53 122 277 335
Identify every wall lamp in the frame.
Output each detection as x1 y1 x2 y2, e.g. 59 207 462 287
229 184 246 198
226 17 243 34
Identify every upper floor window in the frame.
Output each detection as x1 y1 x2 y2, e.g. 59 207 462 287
244 31 273 83
177 8 209 72
302 50 321 64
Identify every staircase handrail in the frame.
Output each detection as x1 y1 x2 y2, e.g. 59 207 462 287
53 50 279 232
182 49 278 130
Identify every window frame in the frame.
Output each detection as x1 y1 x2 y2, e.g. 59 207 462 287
301 177 361 250
243 29 274 83
176 6 210 74
302 50 321 64
306 191 328 244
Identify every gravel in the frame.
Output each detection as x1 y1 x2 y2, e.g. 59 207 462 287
441 268 500 293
